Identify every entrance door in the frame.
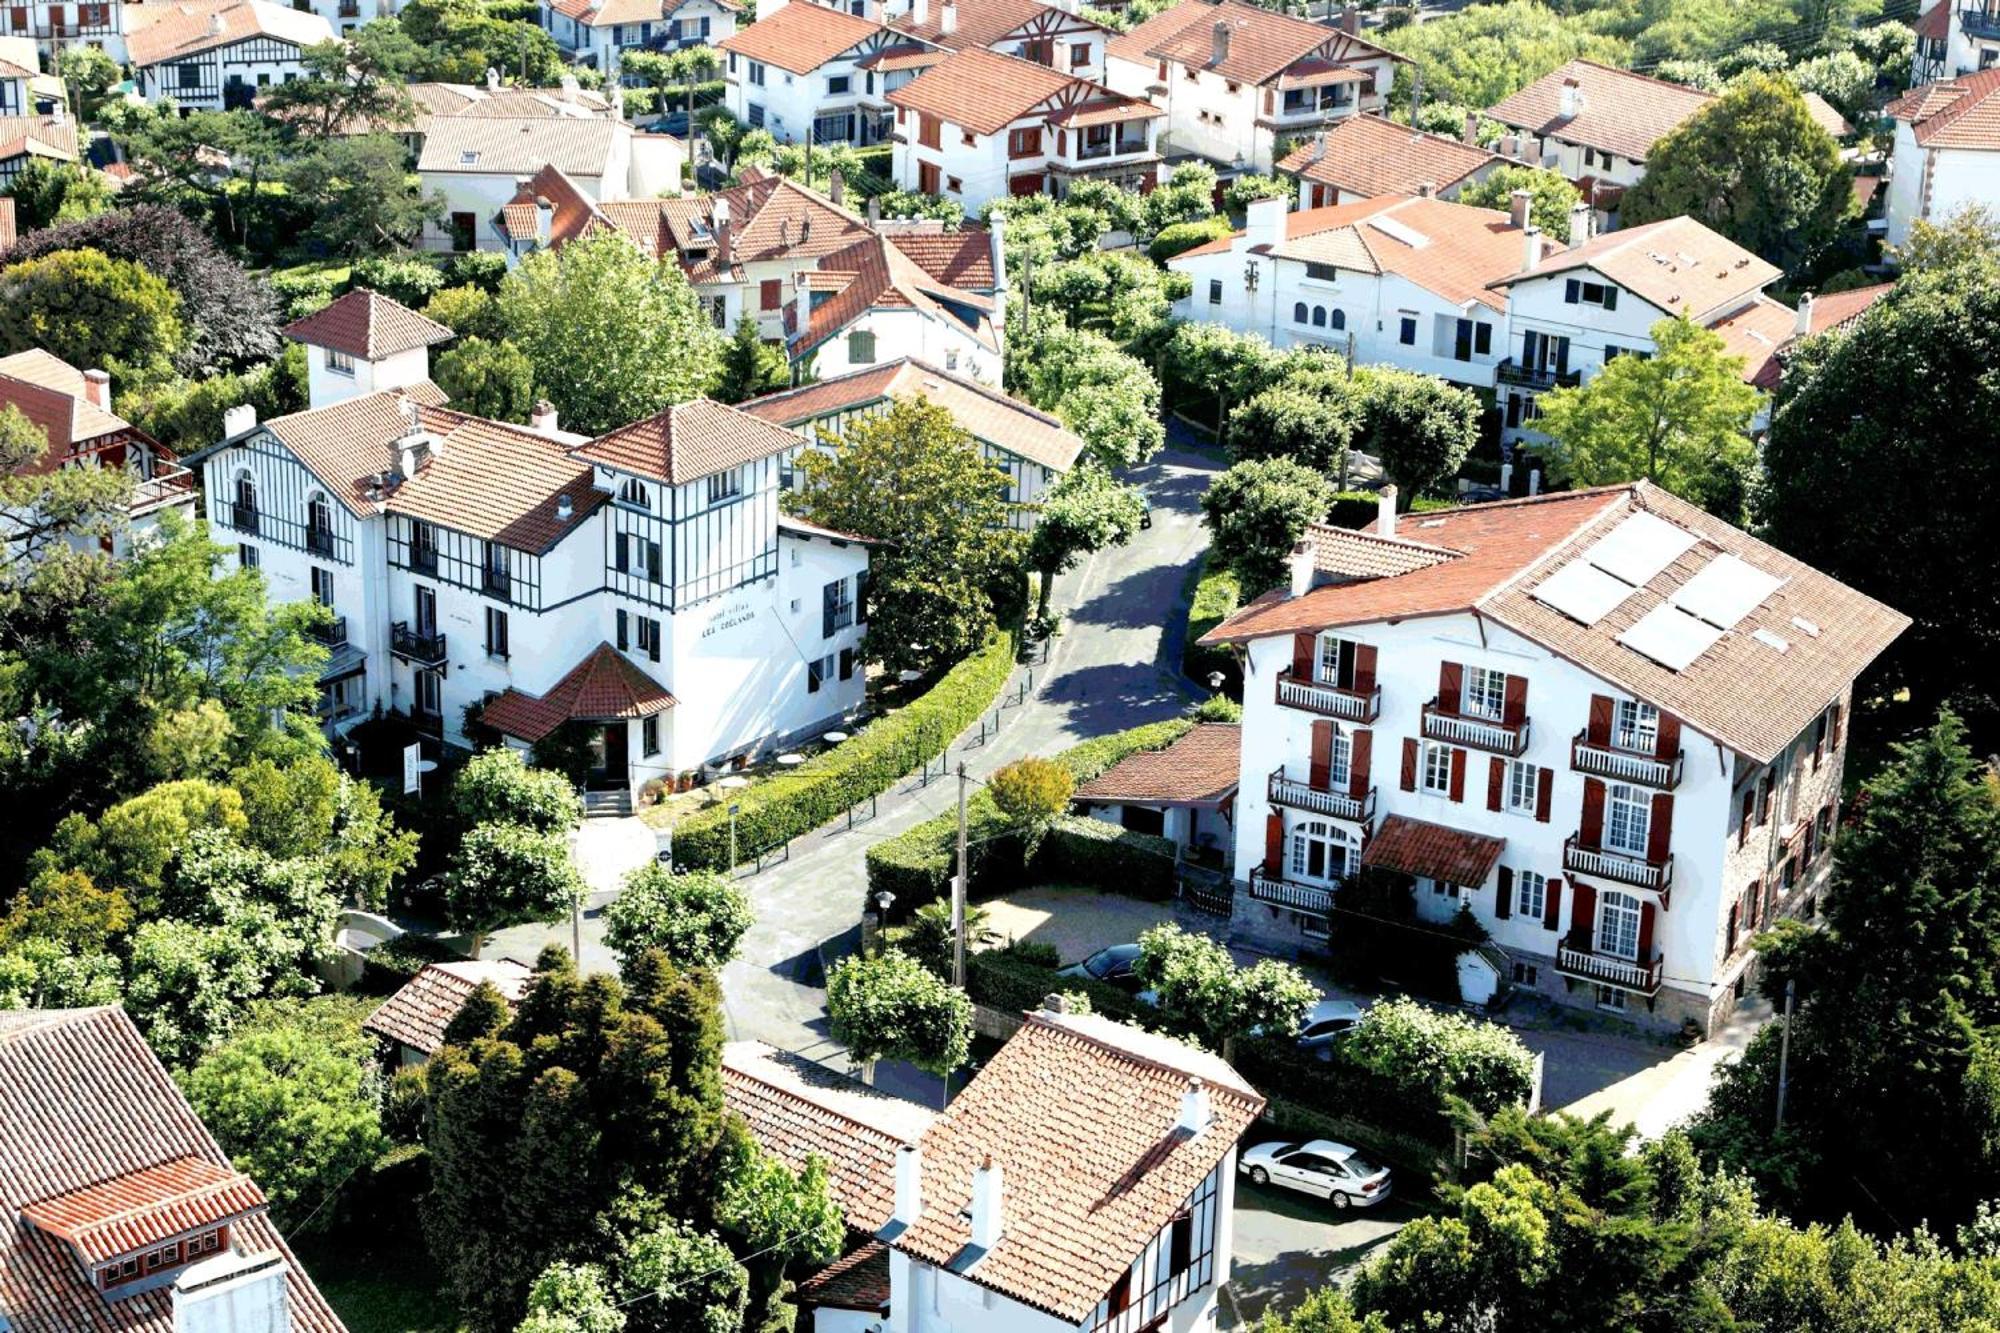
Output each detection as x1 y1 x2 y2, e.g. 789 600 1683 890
593 722 629 789
450 211 476 252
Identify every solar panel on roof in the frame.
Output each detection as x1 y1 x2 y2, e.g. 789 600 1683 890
1618 604 1726 671
1531 560 1633 625
1671 554 1785 629
1585 511 1697 586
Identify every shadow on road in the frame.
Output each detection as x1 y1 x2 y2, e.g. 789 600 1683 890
1033 661 1190 739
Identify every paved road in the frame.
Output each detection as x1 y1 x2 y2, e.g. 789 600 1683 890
1223 1178 1422 1328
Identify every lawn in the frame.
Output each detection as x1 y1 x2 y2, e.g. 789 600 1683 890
294 1233 462 1333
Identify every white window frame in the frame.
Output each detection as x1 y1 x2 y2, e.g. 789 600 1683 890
1326 730 1352 790
1515 869 1546 920
1604 782 1650 856
325 347 355 377
1462 665 1507 721
1596 890 1641 960
1506 760 1539 815
1315 634 1357 688
1614 698 1659 754
1288 818 1356 886
1421 741 1452 795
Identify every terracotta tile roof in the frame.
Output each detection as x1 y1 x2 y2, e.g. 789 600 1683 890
0 34 34 78
125 0 332 67
741 358 1082 471
387 403 603 551
859 44 949 71
720 3 888 74
246 385 447 516
796 1241 892 1312
1889 67 2000 147
1485 59 1713 163
889 0 1091 51
1176 194 1548 314
1715 286 1895 392
20 1158 267 1267
1490 214 1780 320
1918 0 1951 40
1802 91 1850 139
0 1007 346 1333
1306 523 1458 580
416 115 629 178
792 235 998 358
481 643 678 741
0 114 79 165
887 47 1096 135
282 290 455 362
883 224 998 290
551 0 740 27
593 174 875 284
576 396 802 484
1109 0 1391 86
361 960 534 1057
1074 723 1239 806
893 1010 1262 1322
0 350 131 461
721 1041 935 1234
1276 113 1499 198
1361 814 1505 886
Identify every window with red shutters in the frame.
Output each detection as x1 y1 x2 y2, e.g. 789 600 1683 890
1448 747 1467 802
918 113 942 148
1309 720 1333 790
1536 768 1553 823
1354 643 1377 694
1739 790 1753 848
1586 694 1613 746
1488 756 1505 812
1569 880 1596 947
759 278 781 310
1008 126 1042 158
918 160 941 194
1580 778 1606 846
1436 661 1462 714
1502 674 1528 726
1812 713 1827 770
1726 902 1739 955
1400 738 1418 791
1292 631 1314 679
1544 875 1562 929
1264 813 1283 874
1637 900 1655 959
1348 730 1372 797
1830 701 1843 750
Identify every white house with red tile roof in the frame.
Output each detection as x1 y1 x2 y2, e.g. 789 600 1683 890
720 1 923 144
183 291 870 799
1912 0 2000 84
125 0 333 109
0 110 79 190
787 230 1004 382
543 0 741 76
1102 0 1396 173
1884 68 2000 247
1073 721 1239 855
0 1007 348 1333
1705 283 1892 430
0 0 133 64
1200 482 1908 1035
886 45 1161 212
1276 112 1505 208
884 0 1112 80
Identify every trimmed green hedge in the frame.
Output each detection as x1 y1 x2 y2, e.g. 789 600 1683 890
865 717 1195 911
1326 489 1454 529
1148 215 1234 263
1182 555 1240 690
667 628 1019 869
967 947 1143 1022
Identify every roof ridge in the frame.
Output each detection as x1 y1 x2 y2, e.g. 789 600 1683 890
1312 522 1463 558
1022 1011 1260 1101
1568 56 1719 98
723 1046 929 1143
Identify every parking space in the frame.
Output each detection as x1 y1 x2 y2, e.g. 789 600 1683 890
1221 1174 1422 1328
978 884 1182 966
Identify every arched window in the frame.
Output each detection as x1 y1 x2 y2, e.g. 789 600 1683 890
1310 306 1326 328
1596 891 1642 960
1288 819 1358 886
619 477 651 510
1329 308 1347 331
1293 301 1308 324
305 491 333 554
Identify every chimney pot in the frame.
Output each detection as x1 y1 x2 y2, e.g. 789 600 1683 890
530 399 559 434
1211 18 1230 66
1042 991 1072 1013
1567 201 1590 249
893 1145 923 1227
1177 1077 1212 1133
1376 484 1397 537
829 169 845 205
1417 180 1434 199
82 367 111 411
940 0 956 33
867 196 882 226
969 1157 1003 1250
1286 539 1314 597
1508 187 1532 231
1521 222 1541 274
556 493 573 520
1793 292 1814 337
1339 3 1358 32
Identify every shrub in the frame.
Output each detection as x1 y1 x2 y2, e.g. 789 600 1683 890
965 946 1140 1021
1001 938 1059 968
351 254 446 309
601 864 752 973
1338 997 1536 1117
666 628 1018 869
267 264 349 320
450 749 583 834
1148 215 1233 264
424 284 508 342
1033 818 1177 900
1182 555 1241 689
987 757 1075 843
444 250 510 294
1325 489 1451 528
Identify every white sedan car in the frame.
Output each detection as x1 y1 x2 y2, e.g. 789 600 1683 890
1240 1139 1392 1209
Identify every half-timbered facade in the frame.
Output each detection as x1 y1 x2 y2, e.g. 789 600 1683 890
126 0 333 110
885 0 1111 79
542 0 741 77
719 1 921 144
1203 484 1908 1036
0 0 129 64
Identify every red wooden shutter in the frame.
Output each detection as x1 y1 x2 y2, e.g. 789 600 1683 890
1586 694 1613 746
1264 813 1284 874
1348 729 1372 798
1544 875 1562 929
1580 778 1606 847
1354 644 1377 695
1400 738 1418 791
1739 790 1753 848
1437 661 1462 714
1292 632 1314 679
1449 748 1467 802
1830 702 1843 749
1637 901 1655 959
1570 880 1597 945
1760 776 1775 825
1655 711 1680 760
1535 768 1552 823
1309 720 1333 790
1496 866 1513 919
1502 674 1527 726
1647 793 1673 863
1487 756 1505 812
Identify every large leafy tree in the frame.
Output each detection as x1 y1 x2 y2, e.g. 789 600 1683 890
284 134 447 257
113 108 287 248
1227 374 1362 474
788 397 1023 675
0 405 129 619
1133 923 1315 1055
261 23 420 139
231 755 417 909
1026 463 1145 619
496 229 722 434
1357 368 1480 501
445 823 586 944
1199 457 1336 595
1456 164 1583 236
436 336 538 424
1009 322 1165 468
0 247 185 387
1534 315 1761 521
1622 73 1852 275
601 864 753 974
825 948 973 1078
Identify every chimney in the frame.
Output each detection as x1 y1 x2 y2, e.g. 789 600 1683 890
867 196 882 226
893 1145 922 1227
1521 223 1541 274
1287 539 1314 597
1497 133 1518 159
49 96 65 124
969 1156 1003 1250
530 399 559 434
1311 130 1326 162
556 493 573 521
1041 992 1074 1013
1339 3 1358 32
940 0 956 33
1376 484 1397 537
1793 292 1814 336
206 11 225 33
82 367 111 411
829 169 845 205
173 1251 289 1333
1210 18 1229 67
1245 193 1286 250
1463 111 1479 144
794 271 812 343
485 65 501 90
560 73 579 103
1567 201 1589 249
1558 77 1581 119
1417 180 1434 199
912 0 926 24
1507 187 1532 230
714 197 733 268
536 196 554 243
1178 1077 1212 1133
222 403 257 437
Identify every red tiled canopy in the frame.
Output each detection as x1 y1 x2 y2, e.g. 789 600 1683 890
19 1156 266 1266
1361 814 1504 887
479 643 676 743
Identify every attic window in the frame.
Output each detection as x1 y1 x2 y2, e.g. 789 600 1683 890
460 150 480 165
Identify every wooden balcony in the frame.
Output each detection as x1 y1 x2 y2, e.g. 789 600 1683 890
1267 769 1374 826
1555 940 1662 995
1563 835 1673 896
390 622 447 668
1274 671 1380 723
1570 731 1682 789
1247 866 1335 916
131 463 193 517
1421 702 1530 756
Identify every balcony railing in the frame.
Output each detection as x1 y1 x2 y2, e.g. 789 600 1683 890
311 615 348 648
1570 731 1683 789
1248 866 1336 916
482 569 512 600
390 621 447 667
1555 941 1662 995
1563 835 1673 894
1421 703 1530 756
130 464 193 516
1496 358 1581 391
306 526 337 557
230 501 260 534
1275 672 1380 723
1961 5 2000 37
1267 769 1375 825
1072 137 1151 161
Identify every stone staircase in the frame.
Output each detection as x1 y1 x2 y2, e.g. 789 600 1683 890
583 787 634 819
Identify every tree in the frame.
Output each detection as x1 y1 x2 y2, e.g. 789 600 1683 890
0 160 112 232
711 1128 844 1271
1026 463 1145 619
56 44 119 121
451 749 585 834
426 284 509 341
710 315 789 405
178 996 386 1231
0 867 132 951
601 864 753 973
231 755 417 909
1891 201 2000 275
900 899 997 980
615 1218 747 1333
1534 316 1761 521
445 823 586 943
1622 74 1852 274
1199 458 1336 594
1223 174 1293 215
1456 165 1583 237
986 757 1075 852
1357 369 1480 501
261 24 420 139
0 247 185 386
0 935 122 1009
1132 923 1314 1054
825 948 973 1077
436 336 539 423
0 404 130 614
1010 323 1165 468
284 134 447 256
496 228 722 435
1376 0 1628 108
1166 322 1280 437
517 1263 625 1333
1227 380 1362 474
399 0 563 82
788 397 1023 675
1340 997 1536 1116
114 109 286 251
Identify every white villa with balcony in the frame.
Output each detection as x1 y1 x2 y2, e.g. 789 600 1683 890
1201 483 1907 1036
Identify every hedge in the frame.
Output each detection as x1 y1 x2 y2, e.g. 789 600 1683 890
1148 215 1234 264
865 717 1195 911
1326 489 1453 529
665 627 1019 869
1182 555 1240 690
966 947 1143 1022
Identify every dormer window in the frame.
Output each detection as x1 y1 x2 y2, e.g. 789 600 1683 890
20 1155 260 1302
325 347 355 377
460 149 480 165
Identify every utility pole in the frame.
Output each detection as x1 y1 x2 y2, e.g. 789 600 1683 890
953 762 970 989
1774 976 1796 1129
572 897 583 967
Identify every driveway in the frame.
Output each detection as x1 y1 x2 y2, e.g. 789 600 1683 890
979 885 1182 965
1222 1177 1421 1328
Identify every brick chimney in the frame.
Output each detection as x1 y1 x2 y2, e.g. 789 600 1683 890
1211 18 1229 66
1339 3 1358 32
82 368 111 411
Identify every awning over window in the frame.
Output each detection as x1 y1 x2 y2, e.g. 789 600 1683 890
1277 61 1372 90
